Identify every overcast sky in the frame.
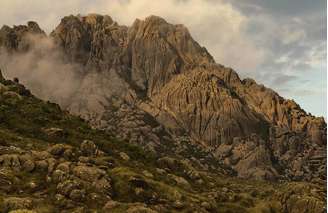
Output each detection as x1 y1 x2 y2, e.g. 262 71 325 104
0 0 326 118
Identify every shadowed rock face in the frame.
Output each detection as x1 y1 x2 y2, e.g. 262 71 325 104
51 15 214 96
51 14 127 68
0 14 326 181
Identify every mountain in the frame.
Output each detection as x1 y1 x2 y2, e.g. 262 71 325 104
0 14 326 212
0 65 325 213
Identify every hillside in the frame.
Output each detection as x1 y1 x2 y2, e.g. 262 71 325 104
0 69 325 212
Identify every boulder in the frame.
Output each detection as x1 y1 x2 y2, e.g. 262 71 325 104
126 205 158 213
80 140 97 156
44 128 66 139
72 165 105 182
167 174 189 188
92 177 112 194
57 179 80 196
69 189 86 202
119 152 130 161
103 200 120 210
21 157 35 172
9 210 36 213
56 162 71 173
1 197 33 212
0 83 8 94
48 144 71 156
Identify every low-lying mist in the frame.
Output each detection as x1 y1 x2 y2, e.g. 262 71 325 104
0 34 84 108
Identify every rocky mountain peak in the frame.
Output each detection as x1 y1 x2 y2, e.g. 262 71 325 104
0 21 45 52
129 14 214 66
53 14 116 31
26 21 43 33
83 13 114 25
50 14 214 96
50 14 127 66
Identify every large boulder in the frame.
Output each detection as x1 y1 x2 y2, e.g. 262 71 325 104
1 197 33 212
72 165 106 182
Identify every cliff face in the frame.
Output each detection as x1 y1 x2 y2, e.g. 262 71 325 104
50 15 214 96
0 14 326 182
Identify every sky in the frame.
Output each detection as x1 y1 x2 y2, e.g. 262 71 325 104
0 0 326 118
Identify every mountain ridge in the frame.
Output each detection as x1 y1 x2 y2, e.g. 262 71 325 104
0 14 326 182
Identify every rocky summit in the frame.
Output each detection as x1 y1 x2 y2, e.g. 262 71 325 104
0 14 326 212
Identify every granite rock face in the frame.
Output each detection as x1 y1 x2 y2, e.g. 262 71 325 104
50 15 214 96
50 14 127 68
0 14 326 182
147 67 269 146
0 21 45 52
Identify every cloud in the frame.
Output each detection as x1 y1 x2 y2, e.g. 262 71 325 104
227 0 326 16
0 34 84 107
271 75 298 86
